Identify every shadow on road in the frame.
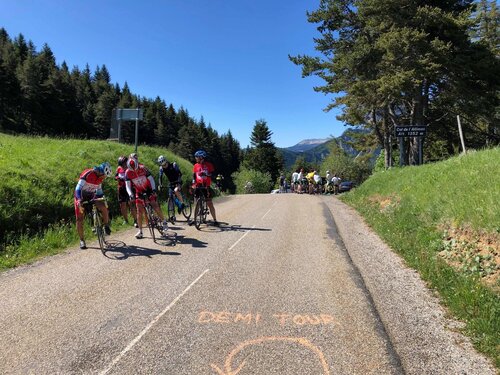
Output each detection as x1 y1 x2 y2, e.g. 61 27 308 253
223 224 272 233
101 240 181 260
176 235 208 248
187 221 271 233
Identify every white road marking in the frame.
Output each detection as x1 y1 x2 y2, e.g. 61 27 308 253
99 269 210 375
261 208 272 219
229 226 255 250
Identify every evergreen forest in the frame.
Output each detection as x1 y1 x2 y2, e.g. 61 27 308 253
1 0 499 187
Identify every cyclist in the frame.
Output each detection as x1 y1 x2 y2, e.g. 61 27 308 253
125 155 168 239
325 170 332 194
116 156 138 227
192 150 219 226
332 173 341 195
313 171 322 194
291 169 299 193
297 168 305 194
215 174 224 192
74 162 112 249
157 155 185 213
306 169 315 194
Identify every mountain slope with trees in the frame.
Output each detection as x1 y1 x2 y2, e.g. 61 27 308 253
0 28 241 190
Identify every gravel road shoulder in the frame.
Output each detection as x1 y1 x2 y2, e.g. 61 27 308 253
323 196 496 375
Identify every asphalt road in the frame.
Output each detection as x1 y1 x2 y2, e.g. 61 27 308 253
0 194 495 374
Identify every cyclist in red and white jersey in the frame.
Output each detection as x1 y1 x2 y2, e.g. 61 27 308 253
116 155 138 227
125 155 168 239
192 150 219 226
74 162 112 249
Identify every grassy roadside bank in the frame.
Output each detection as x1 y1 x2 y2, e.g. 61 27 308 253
341 148 499 368
0 133 193 269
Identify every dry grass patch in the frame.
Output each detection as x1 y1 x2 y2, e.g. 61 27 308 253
438 223 500 291
368 193 401 214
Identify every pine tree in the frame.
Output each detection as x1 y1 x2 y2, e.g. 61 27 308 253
244 119 282 182
291 0 499 166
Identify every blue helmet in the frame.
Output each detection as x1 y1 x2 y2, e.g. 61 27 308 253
194 150 207 158
94 162 112 177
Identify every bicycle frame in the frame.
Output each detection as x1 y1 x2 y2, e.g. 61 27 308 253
82 198 107 253
193 187 209 230
139 193 165 240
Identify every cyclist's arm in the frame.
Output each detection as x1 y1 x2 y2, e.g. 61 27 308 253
148 175 156 191
75 179 86 200
158 167 163 187
125 180 134 198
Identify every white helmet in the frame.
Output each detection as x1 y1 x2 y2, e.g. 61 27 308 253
157 155 168 165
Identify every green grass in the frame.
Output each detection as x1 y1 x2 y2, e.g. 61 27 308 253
341 148 500 368
0 133 193 269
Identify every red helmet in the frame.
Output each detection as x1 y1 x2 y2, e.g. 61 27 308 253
127 157 139 171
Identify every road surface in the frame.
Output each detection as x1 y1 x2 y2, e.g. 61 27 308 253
0 194 495 374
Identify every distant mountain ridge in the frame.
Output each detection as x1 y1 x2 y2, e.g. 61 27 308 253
286 138 331 152
279 128 374 170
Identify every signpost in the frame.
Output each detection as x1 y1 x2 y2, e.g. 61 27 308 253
111 108 143 152
395 126 427 137
395 126 427 166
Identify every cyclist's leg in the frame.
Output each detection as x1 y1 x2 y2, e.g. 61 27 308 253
174 184 184 205
74 198 85 242
95 200 110 225
135 199 145 233
206 188 217 222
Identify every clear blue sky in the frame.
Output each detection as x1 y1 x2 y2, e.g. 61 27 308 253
0 0 346 148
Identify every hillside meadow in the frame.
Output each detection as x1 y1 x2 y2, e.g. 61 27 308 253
0 133 193 266
341 147 500 367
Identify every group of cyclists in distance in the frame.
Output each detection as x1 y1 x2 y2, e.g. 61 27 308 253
74 150 218 250
280 168 343 195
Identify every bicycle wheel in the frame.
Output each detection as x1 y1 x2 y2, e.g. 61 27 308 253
202 199 208 223
181 193 192 220
145 205 156 241
94 210 106 253
166 196 176 224
194 197 204 230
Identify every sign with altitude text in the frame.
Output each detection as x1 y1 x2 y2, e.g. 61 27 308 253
395 126 427 137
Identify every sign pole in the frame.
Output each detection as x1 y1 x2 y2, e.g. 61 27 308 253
457 115 466 154
118 109 122 142
134 108 139 153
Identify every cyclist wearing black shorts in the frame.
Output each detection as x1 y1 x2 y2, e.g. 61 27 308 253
157 155 185 212
192 150 219 226
116 156 138 227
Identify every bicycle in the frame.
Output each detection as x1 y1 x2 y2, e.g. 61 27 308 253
139 193 166 241
166 185 192 224
81 197 108 253
193 186 210 230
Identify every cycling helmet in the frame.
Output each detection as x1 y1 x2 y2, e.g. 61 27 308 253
95 162 112 177
102 162 112 177
118 155 128 166
127 157 139 171
157 155 169 165
129 152 138 160
194 150 207 158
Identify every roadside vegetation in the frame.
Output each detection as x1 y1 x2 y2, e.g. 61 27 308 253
341 147 500 367
0 133 193 270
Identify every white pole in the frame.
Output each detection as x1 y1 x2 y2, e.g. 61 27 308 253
457 115 466 154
